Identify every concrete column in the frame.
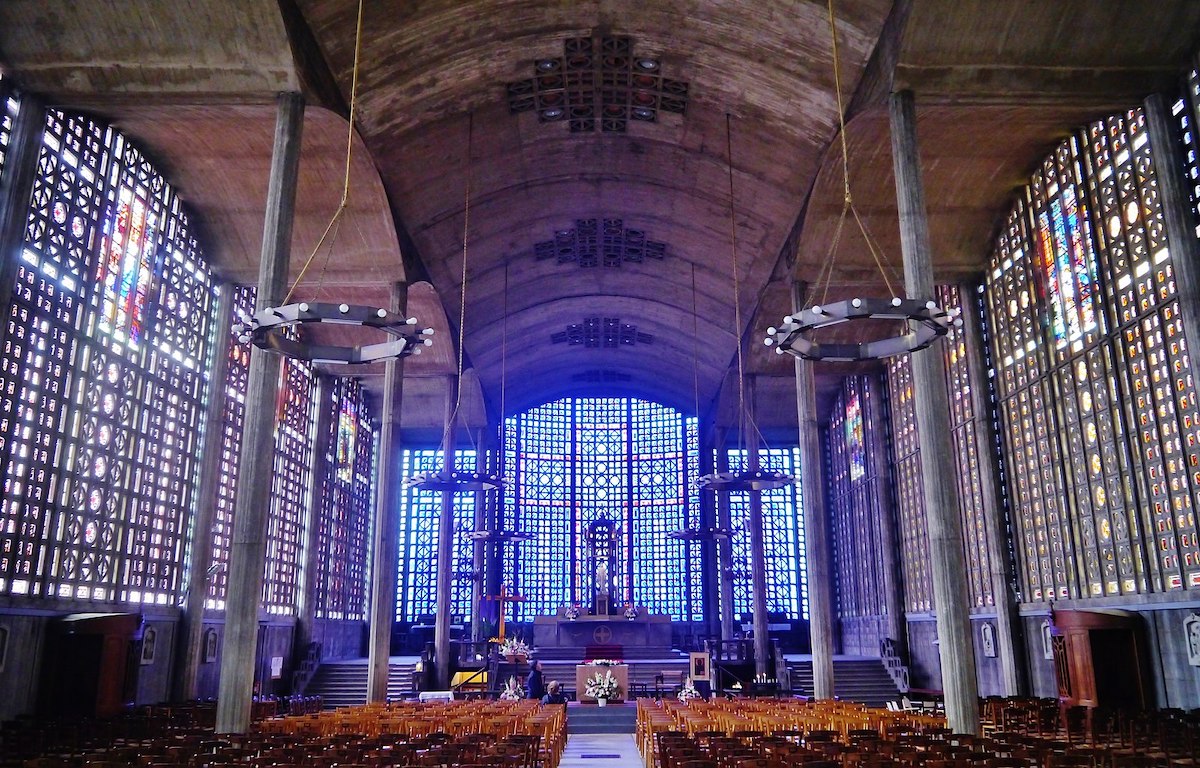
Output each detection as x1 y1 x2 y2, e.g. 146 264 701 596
745 378 771 678
959 282 1026 695
367 281 407 703
470 429 490 644
216 91 304 735
0 93 44 344
1145 95 1200 379
889 90 979 734
791 281 835 699
174 289 233 702
296 374 334 656
697 422 721 640
714 431 736 640
434 376 459 689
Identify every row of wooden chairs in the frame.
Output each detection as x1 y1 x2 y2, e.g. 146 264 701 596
637 698 1199 768
3 699 565 768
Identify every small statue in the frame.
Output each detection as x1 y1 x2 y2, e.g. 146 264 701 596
596 560 609 595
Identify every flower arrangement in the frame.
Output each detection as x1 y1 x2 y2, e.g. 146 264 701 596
678 676 702 702
500 675 524 701
586 658 621 666
564 603 580 620
623 602 639 620
584 670 619 700
497 636 531 658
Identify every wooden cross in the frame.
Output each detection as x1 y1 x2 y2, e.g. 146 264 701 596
484 584 526 641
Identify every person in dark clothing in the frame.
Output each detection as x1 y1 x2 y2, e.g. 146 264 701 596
540 679 567 705
525 659 545 700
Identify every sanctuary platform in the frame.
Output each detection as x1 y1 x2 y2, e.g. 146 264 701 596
531 608 673 661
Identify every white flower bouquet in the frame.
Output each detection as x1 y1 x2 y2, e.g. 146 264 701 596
678 676 702 702
500 675 524 701
497 636 531 657
585 670 619 700
587 658 621 666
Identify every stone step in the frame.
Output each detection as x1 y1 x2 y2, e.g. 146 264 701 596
566 703 637 734
786 658 899 708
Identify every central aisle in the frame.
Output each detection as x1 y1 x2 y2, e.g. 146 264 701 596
559 734 643 768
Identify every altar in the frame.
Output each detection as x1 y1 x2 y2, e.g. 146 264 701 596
575 663 628 703
532 610 672 650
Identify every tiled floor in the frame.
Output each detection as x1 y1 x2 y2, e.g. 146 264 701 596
559 734 644 768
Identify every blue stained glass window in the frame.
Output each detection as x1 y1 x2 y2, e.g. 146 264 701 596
724 447 807 620
502 397 705 621
396 449 477 622
0 74 16 183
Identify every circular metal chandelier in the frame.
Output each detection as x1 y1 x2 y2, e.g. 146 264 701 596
764 297 959 362
465 529 533 542
232 302 433 364
403 470 506 492
696 470 796 493
667 527 732 541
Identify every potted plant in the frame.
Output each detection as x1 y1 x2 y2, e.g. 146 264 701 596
585 669 620 707
564 603 580 621
623 602 639 620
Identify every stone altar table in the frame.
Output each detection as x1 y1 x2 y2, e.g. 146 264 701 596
532 610 672 652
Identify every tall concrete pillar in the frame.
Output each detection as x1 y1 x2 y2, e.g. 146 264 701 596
1145 95 1200 377
434 376 459 689
296 375 334 657
174 291 233 702
791 281 835 699
745 378 771 678
714 431 736 640
958 283 1026 696
470 428 491 644
367 281 407 703
216 91 304 734
889 90 979 734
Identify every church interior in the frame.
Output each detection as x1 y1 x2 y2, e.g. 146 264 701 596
1 0 1200 764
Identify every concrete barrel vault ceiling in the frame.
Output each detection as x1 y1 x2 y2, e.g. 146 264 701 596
2 0 1199 441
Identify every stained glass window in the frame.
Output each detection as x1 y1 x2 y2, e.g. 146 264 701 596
827 376 888 626
313 377 376 621
883 357 931 612
206 285 319 614
724 446 807 620
983 103 1200 599
205 286 253 609
0 110 217 602
396 449 476 622
479 397 715 622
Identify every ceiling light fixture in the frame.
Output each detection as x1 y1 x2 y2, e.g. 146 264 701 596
695 114 795 495
406 113 505 494
233 0 432 364
764 0 953 362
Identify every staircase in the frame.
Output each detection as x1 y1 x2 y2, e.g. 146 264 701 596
304 658 418 708
566 702 638 734
786 657 900 708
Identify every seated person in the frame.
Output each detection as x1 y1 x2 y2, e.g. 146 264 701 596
540 679 567 705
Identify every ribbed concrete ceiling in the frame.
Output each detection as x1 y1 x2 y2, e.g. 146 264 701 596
2 0 1199 437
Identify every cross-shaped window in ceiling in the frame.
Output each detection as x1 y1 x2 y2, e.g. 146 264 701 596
506 35 688 133
534 218 667 267
551 317 654 347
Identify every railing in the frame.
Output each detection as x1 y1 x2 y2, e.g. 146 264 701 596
290 641 323 695
880 637 910 693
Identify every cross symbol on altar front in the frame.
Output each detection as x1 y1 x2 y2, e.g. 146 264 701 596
484 584 525 641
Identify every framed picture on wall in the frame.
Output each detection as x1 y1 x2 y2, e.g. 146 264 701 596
689 651 709 681
203 628 218 663
140 627 157 665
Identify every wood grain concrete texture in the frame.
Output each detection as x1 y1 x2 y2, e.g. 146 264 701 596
2 1 1198 423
